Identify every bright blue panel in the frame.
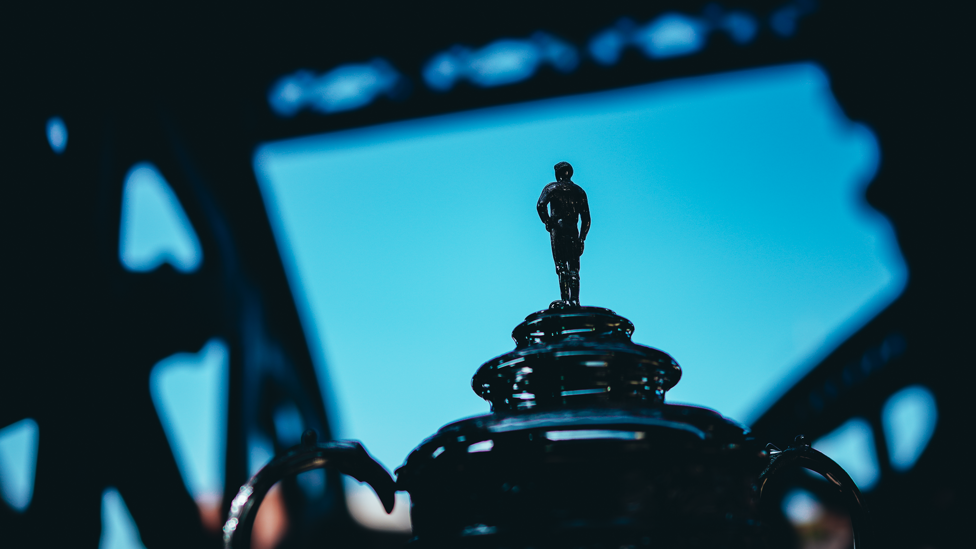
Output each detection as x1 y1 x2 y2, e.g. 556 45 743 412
0 418 39 512
149 339 228 501
882 385 937 472
99 488 147 549
119 162 203 273
254 63 906 471
813 418 880 491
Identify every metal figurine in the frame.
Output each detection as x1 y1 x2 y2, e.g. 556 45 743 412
224 162 870 549
537 162 590 307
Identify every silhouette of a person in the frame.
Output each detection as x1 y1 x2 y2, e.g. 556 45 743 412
537 162 590 306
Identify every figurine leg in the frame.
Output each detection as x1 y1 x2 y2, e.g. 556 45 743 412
556 263 570 302
567 272 580 304
566 254 581 305
551 230 581 305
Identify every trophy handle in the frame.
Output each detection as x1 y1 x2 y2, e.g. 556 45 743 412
759 435 870 549
222 430 396 549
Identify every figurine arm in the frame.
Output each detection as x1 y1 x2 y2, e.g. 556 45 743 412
537 188 552 230
579 191 591 242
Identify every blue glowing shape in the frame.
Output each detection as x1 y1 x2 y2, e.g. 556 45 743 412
99 488 147 549
119 163 203 273
813 418 880 491
781 488 823 525
0 418 39 512
46 116 67 154
882 385 937 472
268 59 403 117
589 14 710 65
770 1 815 38
272 401 304 447
149 339 228 501
770 6 800 37
254 64 907 471
634 13 708 59
721 11 758 44
423 32 578 92
466 40 542 87
248 431 275 477
297 469 326 499
588 19 635 66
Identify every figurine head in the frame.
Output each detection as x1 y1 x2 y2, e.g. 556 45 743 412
554 162 573 182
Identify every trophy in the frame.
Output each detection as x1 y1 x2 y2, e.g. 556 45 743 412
222 163 868 549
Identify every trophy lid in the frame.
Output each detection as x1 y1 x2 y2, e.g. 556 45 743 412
472 306 681 411
472 162 681 411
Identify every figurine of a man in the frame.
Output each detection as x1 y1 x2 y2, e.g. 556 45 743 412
537 162 590 306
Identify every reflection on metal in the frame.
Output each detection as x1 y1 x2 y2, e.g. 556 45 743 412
268 59 405 117
882 385 937 472
45 116 67 154
466 440 494 452
544 429 645 441
119 162 203 273
0 418 39 512
423 32 578 91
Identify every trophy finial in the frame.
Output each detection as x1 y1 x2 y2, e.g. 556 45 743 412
537 162 590 308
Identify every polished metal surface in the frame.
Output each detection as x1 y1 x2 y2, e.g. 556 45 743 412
473 306 681 411
222 431 394 549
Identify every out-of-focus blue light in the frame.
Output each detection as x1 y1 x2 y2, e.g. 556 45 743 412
781 488 823 525
634 13 708 59
0 418 39 512
771 0 817 38
99 488 147 549
588 21 631 66
149 339 228 502
590 13 711 64
297 469 327 499
254 64 906 471
813 418 880 491
272 401 305 447
721 11 759 44
269 59 404 117
119 163 203 273
882 385 937 472
46 116 68 154
770 6 800 37
466 40 541 87
423 32 578 92
248 431 275 477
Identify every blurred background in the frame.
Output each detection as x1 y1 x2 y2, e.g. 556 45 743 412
0 1 970 548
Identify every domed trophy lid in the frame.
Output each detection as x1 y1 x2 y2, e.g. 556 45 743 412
473 162 681 411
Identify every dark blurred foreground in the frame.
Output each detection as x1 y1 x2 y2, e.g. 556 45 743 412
1 2 972 548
